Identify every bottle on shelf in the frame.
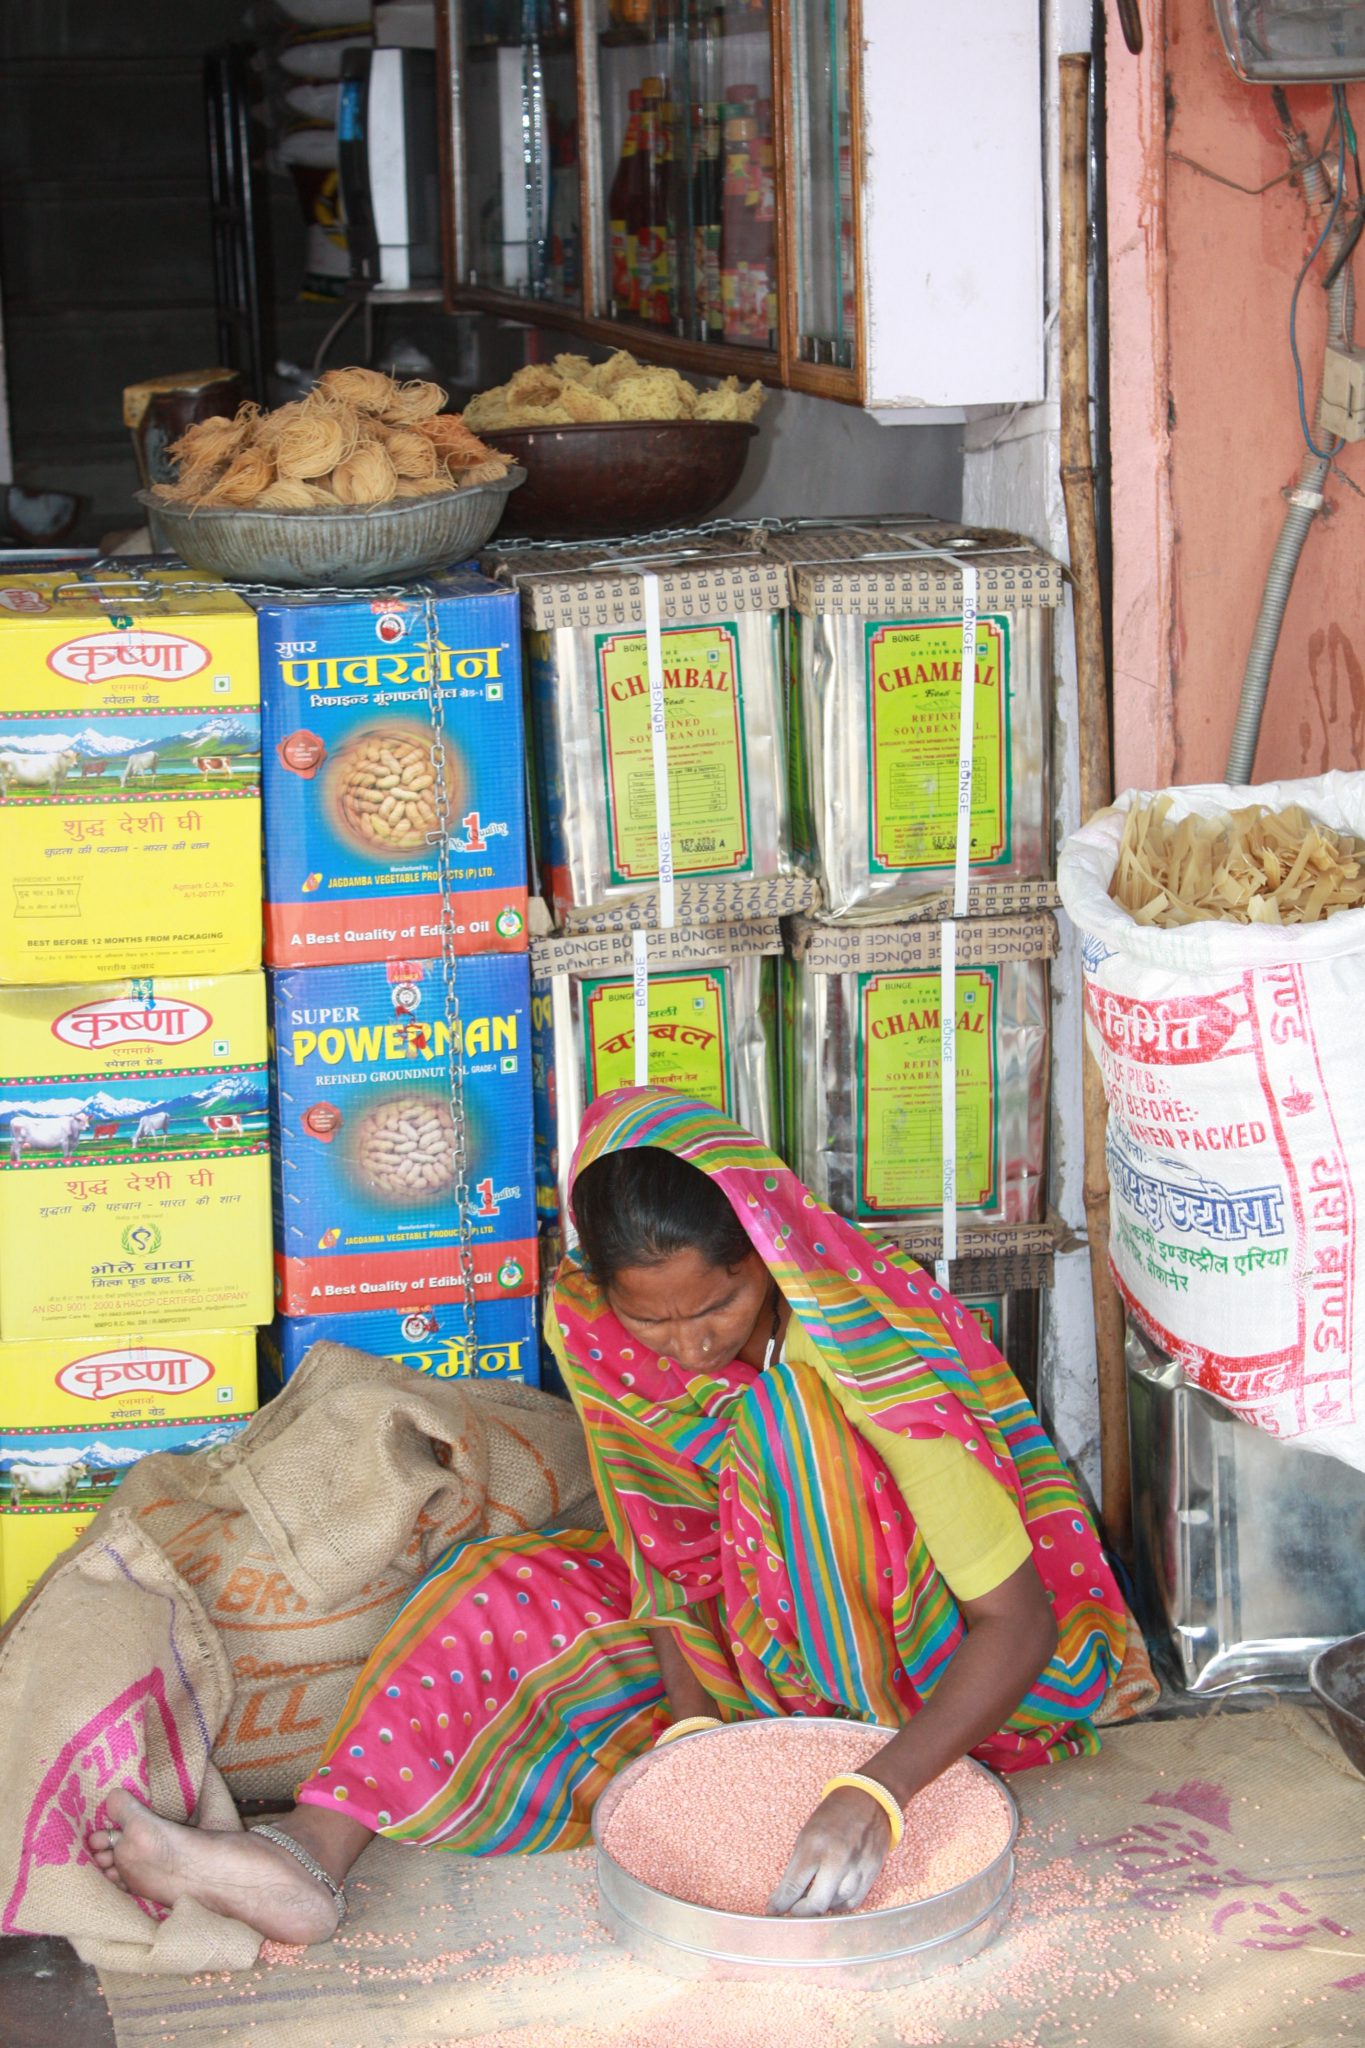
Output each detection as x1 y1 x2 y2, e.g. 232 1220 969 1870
718 82 776 346
690 98 724 343
547 115 581 300
634 75 665 324
647 97 679 327
609 88 646 317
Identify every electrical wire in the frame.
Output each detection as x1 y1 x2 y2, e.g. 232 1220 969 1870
1289 88 1349 461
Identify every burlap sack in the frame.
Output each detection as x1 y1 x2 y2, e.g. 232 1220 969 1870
0 1509 264 1974
64 1343 602 1799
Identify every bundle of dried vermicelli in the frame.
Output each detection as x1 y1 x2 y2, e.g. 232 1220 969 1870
154 372 512 511
1110 795 1365 926
463 350 766 430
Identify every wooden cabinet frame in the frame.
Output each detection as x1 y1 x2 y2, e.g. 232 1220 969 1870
434 0 865 402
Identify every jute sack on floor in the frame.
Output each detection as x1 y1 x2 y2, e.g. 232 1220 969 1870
22 1343 604 1801
0 1510 265 1974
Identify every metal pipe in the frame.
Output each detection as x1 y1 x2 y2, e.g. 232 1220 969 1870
1225 105 1353 785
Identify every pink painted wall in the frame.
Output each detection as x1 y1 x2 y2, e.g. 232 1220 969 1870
1107 0 1365 792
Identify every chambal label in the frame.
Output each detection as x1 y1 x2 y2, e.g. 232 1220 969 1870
865 615 1011 873
597 624 751 883
583 972 730 1108
856 968 999 1214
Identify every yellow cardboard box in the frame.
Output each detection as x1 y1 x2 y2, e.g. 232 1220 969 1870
0 1502 97 1621
0 975 273 1339
0 1327 259 1426
0 566 261 983
0 1331 259 1621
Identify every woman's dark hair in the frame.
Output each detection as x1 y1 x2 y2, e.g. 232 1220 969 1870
572 1146 752 1285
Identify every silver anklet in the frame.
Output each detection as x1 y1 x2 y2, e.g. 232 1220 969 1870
250 1824 348 1922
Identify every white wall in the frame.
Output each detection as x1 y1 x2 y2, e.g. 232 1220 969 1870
716 388 962 522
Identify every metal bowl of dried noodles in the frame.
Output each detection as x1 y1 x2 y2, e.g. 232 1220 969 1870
489 421 757 541
137 468 526 588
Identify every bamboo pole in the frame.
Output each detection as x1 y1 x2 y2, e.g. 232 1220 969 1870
1058 51 1132 1556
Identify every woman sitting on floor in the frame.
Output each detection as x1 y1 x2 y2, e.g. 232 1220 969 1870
91 1087 1124 1942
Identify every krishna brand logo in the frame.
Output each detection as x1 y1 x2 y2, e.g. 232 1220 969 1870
56 1345 214 1401
47 630 212 685
52 997 211 1052
121 1223 163 1256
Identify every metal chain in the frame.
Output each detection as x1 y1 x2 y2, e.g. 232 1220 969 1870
421 595 479 1360
485 514 782 561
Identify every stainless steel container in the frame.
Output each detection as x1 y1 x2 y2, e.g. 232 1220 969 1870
138 471 525 588
532 921 783 1238
1128 1319 1365 1693
769 522 1060 923
592 1725 1018 1989
487 537 798 927
783 918 1053 1225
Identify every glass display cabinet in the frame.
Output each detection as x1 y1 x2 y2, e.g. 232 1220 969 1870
436 0 1045 411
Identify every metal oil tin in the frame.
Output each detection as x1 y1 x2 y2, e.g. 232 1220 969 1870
1127 1318 1365 1694
532 921 783 1238
782 918 1052 1226
487 537 798 926
770 522 1060 922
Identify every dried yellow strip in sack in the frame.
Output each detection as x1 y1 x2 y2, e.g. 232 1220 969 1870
1110 796 1365 927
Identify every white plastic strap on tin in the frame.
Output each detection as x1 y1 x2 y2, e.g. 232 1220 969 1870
642 571 677 930
633 928 650 1089
947 559 979 922
935 918 958 1289
937 556 978 1286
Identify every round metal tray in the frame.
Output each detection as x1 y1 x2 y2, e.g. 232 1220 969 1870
591 1723 1018 1989
136 467 525 587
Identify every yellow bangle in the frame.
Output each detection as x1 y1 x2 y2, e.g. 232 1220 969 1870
654 1715 721 1746
821 1772 905 1850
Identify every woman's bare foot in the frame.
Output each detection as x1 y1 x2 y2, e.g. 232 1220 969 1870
89 1790 345 1946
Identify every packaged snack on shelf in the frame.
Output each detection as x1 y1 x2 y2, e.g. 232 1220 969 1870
269 952 536 1315
783 914 1053 1225
0 976 272 1341
532 919 783 1236
254 570 528 968
0 564 261 983
771 521 1060 923
261 1295 538 1392
488 536 816 929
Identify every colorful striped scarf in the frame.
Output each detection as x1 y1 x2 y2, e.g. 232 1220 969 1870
552 1087 1124 1770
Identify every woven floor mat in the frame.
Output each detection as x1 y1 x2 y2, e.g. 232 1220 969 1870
98 1706 1365 2048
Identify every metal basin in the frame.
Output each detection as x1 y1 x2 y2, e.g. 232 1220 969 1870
136 468 525 587
489 420 757 540
1310 1635 1365 1777
591 1723 1018 1989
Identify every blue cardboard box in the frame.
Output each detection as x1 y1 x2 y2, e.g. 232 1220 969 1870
254 570 528 968
269 953 537 1316
261 1295 539 1393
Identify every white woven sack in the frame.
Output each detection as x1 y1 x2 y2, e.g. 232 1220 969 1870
1058 770 1365 1470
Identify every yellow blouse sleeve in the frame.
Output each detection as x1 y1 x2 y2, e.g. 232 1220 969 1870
785 1320 1033 1605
